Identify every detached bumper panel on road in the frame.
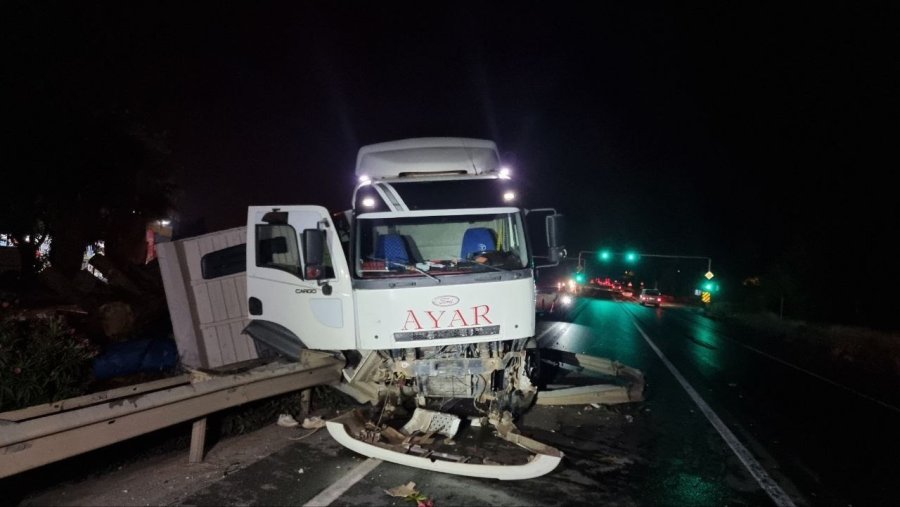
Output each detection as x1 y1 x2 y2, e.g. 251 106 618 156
325 419 563 481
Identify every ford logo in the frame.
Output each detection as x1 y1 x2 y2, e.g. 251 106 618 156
432 295 460 307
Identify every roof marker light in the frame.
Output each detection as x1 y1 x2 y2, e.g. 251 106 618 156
358 175 371 184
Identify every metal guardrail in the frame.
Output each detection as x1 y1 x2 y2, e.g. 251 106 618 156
0 351 343 478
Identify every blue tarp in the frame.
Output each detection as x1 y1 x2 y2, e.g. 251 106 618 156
92 337 178 380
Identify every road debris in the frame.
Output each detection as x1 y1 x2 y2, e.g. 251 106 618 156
385 482 419 498
384 481 434 507
302 416 326 429
401 408 460 439
277 414 300 427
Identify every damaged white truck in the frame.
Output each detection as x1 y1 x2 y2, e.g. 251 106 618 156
242 138 643 479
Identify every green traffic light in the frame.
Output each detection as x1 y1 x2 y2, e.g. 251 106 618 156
625 251 639 263
598 250 612 261
702 282 718 292
575 273 586 284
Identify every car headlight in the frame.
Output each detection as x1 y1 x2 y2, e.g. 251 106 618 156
560 295 573 306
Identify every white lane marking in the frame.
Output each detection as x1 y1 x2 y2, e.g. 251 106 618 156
303 458 382 507
632 321 796 507
677 312 900 415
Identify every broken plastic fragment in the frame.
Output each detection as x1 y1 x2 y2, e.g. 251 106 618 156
402 408 460 438
302 416 326 429
277 414 299 427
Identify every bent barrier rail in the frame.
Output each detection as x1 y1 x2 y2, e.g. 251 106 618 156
0 351 343 478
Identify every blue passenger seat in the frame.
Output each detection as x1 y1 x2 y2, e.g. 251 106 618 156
460 228 496 259
375 234 411 267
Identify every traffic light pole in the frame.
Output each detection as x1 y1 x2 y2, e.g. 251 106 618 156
635 254 712 275
577 251 596 270
577 251 711 274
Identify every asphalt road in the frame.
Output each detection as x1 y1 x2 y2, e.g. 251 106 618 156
19 294 900 506
551 293 899 506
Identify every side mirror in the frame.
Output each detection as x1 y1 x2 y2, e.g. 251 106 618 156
545 214 565 249
528 209 566 269
548 246 566 264
302 229 326 279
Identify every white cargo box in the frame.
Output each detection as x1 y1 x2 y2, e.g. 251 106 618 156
157 227 259 369
355 137 500 179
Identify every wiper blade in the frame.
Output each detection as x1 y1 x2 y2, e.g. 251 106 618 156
453 257 508 272
367 257 441 283
408 264 441 283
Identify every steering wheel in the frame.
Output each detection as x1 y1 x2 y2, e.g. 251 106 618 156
469 250 507 266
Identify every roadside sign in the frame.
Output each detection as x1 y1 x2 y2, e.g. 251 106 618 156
694 289 701 296
701 291 711 303
705 271 714 280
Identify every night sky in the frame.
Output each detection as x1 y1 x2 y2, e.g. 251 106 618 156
5 3 899 321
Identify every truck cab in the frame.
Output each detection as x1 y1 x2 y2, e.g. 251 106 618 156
244 138 562 412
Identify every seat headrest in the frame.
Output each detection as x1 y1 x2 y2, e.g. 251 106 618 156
460 228 496 259
375 234 410 265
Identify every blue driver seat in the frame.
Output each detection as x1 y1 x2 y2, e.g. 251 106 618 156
375 234 410 266
460 227 496 259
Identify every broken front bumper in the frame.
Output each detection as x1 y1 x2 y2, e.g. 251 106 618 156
325 410 563 480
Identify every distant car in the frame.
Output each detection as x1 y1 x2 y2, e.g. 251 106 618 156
639 288 662 307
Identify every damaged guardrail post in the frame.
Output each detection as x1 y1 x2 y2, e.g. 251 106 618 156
189 417 208 464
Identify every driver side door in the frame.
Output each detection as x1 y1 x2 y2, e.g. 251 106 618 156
245 205 355 351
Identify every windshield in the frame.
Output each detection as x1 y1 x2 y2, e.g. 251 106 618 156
354 211 529 278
